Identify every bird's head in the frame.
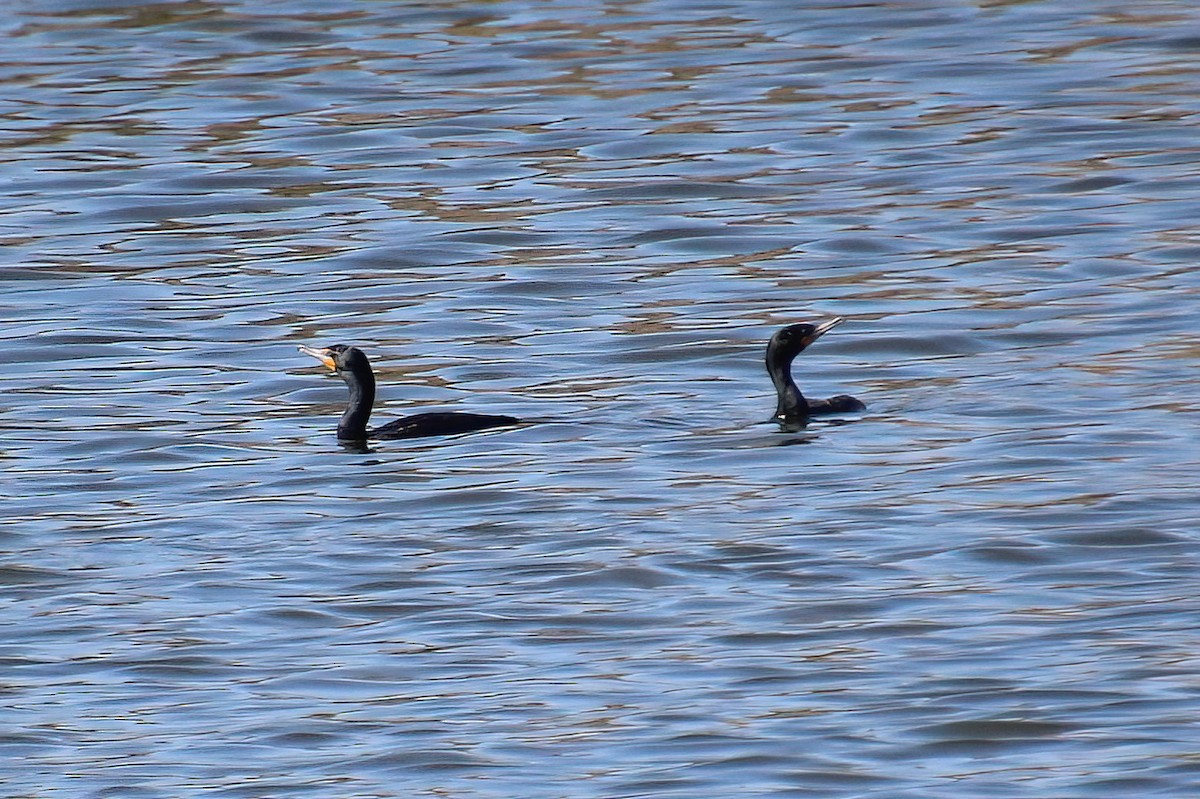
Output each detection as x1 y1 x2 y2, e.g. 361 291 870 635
298 344 371 376
767 317 844 363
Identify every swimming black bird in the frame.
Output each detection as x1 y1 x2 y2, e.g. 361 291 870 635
767 318 865 425
299 344 519 441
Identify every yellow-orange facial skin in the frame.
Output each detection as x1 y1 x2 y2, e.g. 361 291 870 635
298 345 338 372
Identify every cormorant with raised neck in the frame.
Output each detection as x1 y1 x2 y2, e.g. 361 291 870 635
766 318 865 425
299 344 519 441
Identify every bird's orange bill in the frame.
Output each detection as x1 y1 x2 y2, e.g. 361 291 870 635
298 345 337 371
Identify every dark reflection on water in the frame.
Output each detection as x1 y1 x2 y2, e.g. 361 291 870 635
5 0 1200 796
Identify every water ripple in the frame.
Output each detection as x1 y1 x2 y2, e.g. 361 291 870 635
4 1 1200 797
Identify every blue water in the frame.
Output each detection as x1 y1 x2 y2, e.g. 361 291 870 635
4 1 1200 796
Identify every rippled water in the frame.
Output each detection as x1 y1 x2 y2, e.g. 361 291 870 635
5 1 1200 796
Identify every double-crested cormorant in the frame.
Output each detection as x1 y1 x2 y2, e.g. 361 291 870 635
767 318 865 425
299 344 519 441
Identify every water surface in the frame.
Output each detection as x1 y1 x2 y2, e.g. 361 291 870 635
4 1 1200 797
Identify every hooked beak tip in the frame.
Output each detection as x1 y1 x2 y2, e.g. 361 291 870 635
812 316 845 339
299 345 338 372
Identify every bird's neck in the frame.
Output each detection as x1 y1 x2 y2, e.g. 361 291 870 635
768 354 808 422
337 368 375 440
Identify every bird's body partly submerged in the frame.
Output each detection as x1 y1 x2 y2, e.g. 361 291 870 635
299 344 518 441
766 318 865 426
